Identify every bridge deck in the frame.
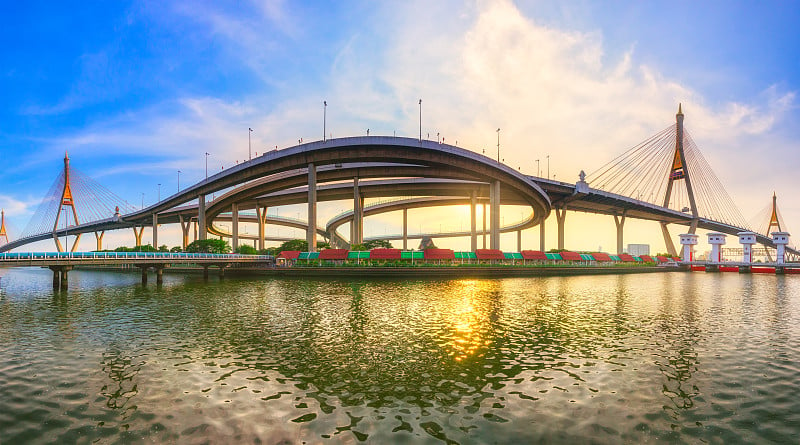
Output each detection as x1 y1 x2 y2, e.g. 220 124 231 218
0 252 273 267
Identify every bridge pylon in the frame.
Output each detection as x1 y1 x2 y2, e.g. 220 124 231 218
53 152 82 252
660 104 699 256
0 209 9 246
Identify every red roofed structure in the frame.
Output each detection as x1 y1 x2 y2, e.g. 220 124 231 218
617 253 635 262
319 249 349 260
423 249 455 260
278 250 301 260
591 252 611 262
521 250 548 260
475 249 505 260
639 255 654 263
560 251 583 262
370 249 402 260
656 256 669 263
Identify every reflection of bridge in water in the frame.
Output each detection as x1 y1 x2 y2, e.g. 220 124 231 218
1 105 797 262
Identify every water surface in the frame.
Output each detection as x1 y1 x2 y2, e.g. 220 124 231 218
1 268 798 443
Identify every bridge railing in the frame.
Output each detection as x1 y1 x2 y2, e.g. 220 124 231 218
0 252 273 262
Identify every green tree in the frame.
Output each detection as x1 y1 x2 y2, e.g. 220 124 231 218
158 245 169 252
277 239 308 252
236 244 258 255
170 246 183 253
186 239 231 254
363 239 393 249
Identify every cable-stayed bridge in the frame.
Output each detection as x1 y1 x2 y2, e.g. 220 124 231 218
1 106 796 261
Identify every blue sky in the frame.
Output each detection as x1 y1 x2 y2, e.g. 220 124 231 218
1 0 798 252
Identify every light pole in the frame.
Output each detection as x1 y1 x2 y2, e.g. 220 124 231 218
323 101 327 142
177 170 181 191
418 99 422 141
547 155 550 179
496 128 500 162
248 128 253 160
205 152 210 180
536 159 540 177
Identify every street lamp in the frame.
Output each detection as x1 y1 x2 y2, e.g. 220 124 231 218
323 100 327 142
536 159 540 177
177 170 181 191
418 99 422 141
547 155 550 179
205 152 210 180
248 128 253 160
496 128 500 162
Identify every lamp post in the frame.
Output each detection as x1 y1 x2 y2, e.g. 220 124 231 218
205 152 210 180
418 99 422 141
323 101 327 142
536 159 540 177
248 128 253 160
496 128 500 162
177 170 181 191
547 155 550 179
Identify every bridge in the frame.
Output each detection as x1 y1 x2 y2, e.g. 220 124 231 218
0 105 796 264
0 251 272 288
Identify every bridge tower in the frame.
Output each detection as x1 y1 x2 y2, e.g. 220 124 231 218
53 152 82 252
766 192 782 233
661 104 699 256
0 210 9 245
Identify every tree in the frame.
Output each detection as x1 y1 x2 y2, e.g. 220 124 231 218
186 239 231 254
170 246 183 252
277 239 308 252
363 239 393 249
236 244 258 255
158 245 169 252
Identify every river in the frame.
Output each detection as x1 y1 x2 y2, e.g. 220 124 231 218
0 267 798 443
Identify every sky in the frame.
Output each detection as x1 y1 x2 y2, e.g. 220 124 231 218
1 0 798 253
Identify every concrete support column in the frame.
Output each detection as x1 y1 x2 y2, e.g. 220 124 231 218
307 163 317 252
52 268 60 289
707 232 727 263
231 203 239 251
490 180 500 249
402 208 408 250
179 216 190 250
470 191 477 251
517 230 522 252
141 266 148 285
555 207 567 250
256 206 267 251
679 233 699 262
198 194 207 241
772 232 791 265
482 203 487 249
152 213 159 249
202 265 209 280
352 177 362 247
614 212 626 254
156 266 163 285
60 267 69 289
539 221 546 252
193 220 198 242
94 231 104 251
